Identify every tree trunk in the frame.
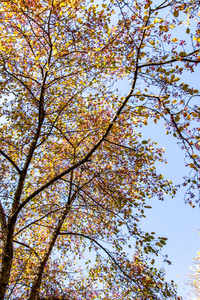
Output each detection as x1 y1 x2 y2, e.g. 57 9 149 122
0 222 15 300
28 202 73 300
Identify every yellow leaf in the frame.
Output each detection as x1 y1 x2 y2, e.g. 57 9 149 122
171 38 178 42
173 77 180 82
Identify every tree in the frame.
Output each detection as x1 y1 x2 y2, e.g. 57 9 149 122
0 0 199 299
188 253 200 299
186 231 200 300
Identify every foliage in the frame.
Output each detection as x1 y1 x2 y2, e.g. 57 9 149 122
0 0 199 299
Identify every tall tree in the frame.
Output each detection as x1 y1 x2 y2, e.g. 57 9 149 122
0 0 199 299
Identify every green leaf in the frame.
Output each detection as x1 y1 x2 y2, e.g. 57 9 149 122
186 28 190 34
179 51 187 57
142 140 148 144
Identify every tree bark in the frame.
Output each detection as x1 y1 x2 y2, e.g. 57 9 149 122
0 219 16 300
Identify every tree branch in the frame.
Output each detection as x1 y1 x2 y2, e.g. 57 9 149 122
139 49 200 68
0 201 7 238
13 207 63 237
0 149 21 174
13 240 41 261
58 231 141 289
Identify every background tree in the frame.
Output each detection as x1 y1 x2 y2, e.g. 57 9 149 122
186 230 200 300
0 0 199 299
188 253 200 299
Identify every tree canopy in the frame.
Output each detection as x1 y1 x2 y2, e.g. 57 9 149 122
0 0 199 299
